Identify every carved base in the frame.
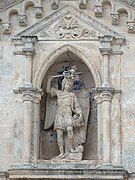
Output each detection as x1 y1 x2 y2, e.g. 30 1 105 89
8 162 127 179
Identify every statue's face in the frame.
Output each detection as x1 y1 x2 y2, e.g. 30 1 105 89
64 82 72 91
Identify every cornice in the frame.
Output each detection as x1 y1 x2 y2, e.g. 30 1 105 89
14 4 124 39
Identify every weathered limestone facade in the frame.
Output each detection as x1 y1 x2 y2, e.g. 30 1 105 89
0 0 135 179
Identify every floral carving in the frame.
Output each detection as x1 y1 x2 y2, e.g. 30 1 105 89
39 14 97 39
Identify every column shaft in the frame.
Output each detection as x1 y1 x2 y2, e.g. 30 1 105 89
102 100 111 163
31 100 41 162
22 99 32 162
24 54 32 87
103 54 109 87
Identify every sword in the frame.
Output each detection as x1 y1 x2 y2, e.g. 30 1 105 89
52 72 83 78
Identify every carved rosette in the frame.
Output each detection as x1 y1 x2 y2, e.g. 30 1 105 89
18 14 28 26
110 13 119 25
126 21 135 33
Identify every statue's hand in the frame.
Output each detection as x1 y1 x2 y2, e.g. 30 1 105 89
74 113 84 127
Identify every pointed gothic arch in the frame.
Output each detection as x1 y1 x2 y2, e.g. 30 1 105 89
34 44 101 89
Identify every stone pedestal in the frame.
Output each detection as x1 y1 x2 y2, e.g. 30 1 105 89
8 162 127 179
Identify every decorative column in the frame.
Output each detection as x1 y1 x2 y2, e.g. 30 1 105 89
96 35 115 166
99 35 114 88
111 91 122 166
31 91 42 162
12 36 43 166
94 88 114 166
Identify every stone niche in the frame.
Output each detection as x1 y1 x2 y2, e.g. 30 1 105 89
39 51 98 161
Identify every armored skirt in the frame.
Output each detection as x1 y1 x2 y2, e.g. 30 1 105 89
54 114 74 131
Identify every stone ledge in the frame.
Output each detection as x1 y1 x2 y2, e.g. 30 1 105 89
8 162 127 179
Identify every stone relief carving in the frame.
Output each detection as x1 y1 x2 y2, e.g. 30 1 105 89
34 5 43 18
110 13 119 25
15 5 123 38
2 22 11 34
37 14 97 39
126 21 135 33
45 66 90 161
94 5 103 17
79 0 87 9
17 13 28 26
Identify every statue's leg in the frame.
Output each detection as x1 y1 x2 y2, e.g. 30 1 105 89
67 126 74 153
57 129 64 157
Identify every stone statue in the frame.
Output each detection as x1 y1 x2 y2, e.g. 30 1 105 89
45 66 90 161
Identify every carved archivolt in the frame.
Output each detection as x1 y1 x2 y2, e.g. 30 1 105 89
34 44 101 88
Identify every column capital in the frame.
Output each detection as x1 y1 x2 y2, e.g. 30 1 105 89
98 35 114 56
22 36 38 57
14 87 43 103
98 35 114 43
93 87 117 103
99 47 112 56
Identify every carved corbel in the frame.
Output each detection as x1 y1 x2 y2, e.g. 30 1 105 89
18 13 28 26
94 5 103 17
51 0 59 10
2 22 11 34
126 21 135 33
110 13 119 25
22 36 37 54
79 0 87 9
34 5 43 18
99 35 114 55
